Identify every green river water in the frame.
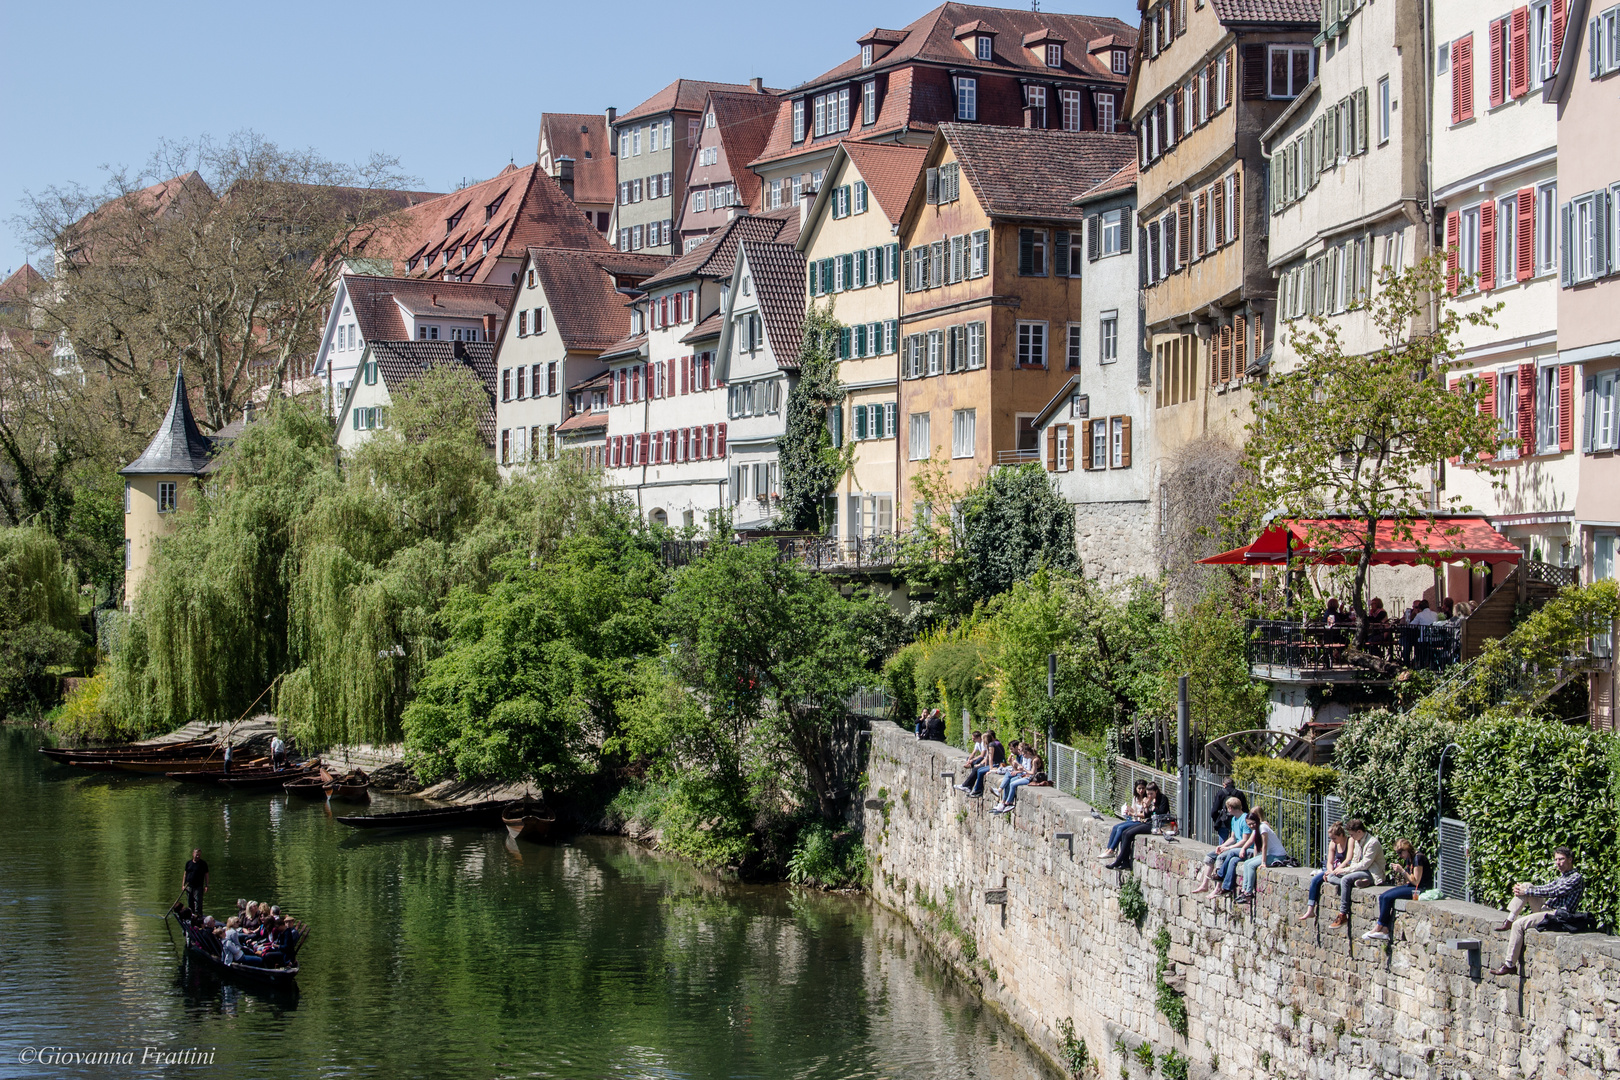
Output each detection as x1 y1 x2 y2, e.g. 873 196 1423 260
0 727 1058 1080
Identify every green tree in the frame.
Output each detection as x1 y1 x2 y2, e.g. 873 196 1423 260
1225 254 1506 640
1150 590 1270 742
0 525 83 716
776 301 852 531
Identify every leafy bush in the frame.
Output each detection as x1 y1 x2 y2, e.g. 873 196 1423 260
1233 756 1337 797
786 821 868 889
0 525 83 718
882 642 924 729
1453 717 1619 929
916 636 996 743
1160 1048 1190 1080
1333 708 1460 857
1119 874 1147 926
45 672 119 742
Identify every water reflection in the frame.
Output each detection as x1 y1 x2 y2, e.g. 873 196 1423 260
0 728 1057 1080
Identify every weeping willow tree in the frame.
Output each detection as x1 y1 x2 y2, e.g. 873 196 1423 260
0 524 83 716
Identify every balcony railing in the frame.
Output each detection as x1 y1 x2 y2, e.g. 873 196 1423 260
659 533 903 572
1245 619 1463 680
995 448 1041 466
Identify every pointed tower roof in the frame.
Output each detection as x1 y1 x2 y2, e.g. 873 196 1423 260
121 366 215 476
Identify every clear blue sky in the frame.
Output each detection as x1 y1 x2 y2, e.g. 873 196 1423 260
0 0 1139 277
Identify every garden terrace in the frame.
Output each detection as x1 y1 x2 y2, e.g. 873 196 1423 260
1245 619 1462 682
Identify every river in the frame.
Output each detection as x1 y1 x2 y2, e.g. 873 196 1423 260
0 728 1058 1080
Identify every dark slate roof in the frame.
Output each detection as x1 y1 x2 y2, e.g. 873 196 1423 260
121 367 216 476
369 340 497 445
1210 0 1320 23
740 239 807 369
938 124 1137 225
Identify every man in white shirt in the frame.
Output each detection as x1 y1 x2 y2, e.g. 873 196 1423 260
1411 601 1438 626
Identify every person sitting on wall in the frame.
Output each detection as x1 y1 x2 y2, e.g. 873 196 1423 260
992 745 1044 814
1298 821 1351 922
1233 809 1290 901
1490 846 1585 977
1362 838 1432 941
921 709 946 742
1328 819 1386 929
1212 779 1249 844
1193 797 1250 894
953 731 985 787
963 732 1005 798
1103 782 1169 871
1100 780 1150 858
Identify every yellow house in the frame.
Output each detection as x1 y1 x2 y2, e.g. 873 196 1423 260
120 367 215 608
798 141 927 541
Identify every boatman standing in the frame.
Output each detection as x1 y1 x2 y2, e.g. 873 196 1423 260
181 849 209 913
221 741 233 776
270 734 286 770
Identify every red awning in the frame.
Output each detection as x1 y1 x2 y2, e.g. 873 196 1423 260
1197 516 1522 567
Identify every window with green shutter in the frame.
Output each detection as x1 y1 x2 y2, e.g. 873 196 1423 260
808 262 820 295
839 327 852 358
854 404 868 439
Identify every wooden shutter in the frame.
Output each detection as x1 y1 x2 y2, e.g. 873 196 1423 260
1510 7 1531 98
1489 17 1508 107
1212 183 1225 248
1019 229 1035 275
1453 34 1474 123
717 422 727 457
1088 216 1102 261
1047 428 1058 470
1234 314 1248 375
1119 417 1132 467
1445 211 1461 294
1479 371 1497 418
1177 201 1191 269
1055 230 1070 276
1121 208 1133 252
1231 172 1241 239
1480 200 1497 290
1516 186 1535 281
1081 421 1092 470
1241 44 1266 98
1559 365 1575 451
902 249 912 292
1552 0 1567 68
1064 425 1075 471
1518 362 1536 455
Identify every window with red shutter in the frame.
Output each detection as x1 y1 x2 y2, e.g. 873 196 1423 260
1558 365 1574 451
1452 34 1474 124
1510 7 1530 98
1551 0 1566 68
1489 17 1508 107
1445 212 1461 294
717 422 727 457
1480 201 1497 290
1516 187 1535 282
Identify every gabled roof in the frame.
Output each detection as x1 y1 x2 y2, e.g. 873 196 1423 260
739 240 808 369
1209 0 1321 24
1073 160 1138 206
527 247 671 351
342 275 512 343
536 113 616 206
616 79 778 125
750 3 1136 169
367 340 497 445
681 309 725 344
914 124 1136 226
704 90 783 211
353 164 610 284
639 211 797 290
0 263 45 305
122 367 215 475
842 143 930 225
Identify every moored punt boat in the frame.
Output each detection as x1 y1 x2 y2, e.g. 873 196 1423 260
39 738 216 762
321 767 371 803
110 755 253 776
168 761 312 788
501 798 556 843
282 775 328 799
336 800 506 832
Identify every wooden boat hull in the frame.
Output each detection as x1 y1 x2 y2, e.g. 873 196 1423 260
324 782 371 803
337 800 505 832
501 800 556 842
40 739 215 762
113 756 240 775
282 778 328 799
170 764 315 789
174 919 298 986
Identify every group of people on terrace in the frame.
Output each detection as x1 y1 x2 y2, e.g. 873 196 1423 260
950 729 1047 815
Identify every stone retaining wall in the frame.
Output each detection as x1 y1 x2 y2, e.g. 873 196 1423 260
862 724 1620 1080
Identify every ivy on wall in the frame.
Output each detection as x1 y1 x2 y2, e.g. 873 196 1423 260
776 301 852 531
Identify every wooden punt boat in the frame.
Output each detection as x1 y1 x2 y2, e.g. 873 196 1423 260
336 800 505 832
111 755 253 775
170 913 302 987
321 767 371 803
169 761 312 788
282 775 328 799
501 798 556 843
39 738 216 762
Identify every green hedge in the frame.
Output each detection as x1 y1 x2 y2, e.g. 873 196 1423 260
1232 755 1337 797
1453 718 1619 930
1333 708 1461 857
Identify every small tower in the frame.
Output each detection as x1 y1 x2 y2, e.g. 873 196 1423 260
120 366 214 608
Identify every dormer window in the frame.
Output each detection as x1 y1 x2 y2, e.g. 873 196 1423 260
862 43 874 67
977 35 993 60
485 193 505 221
1113 49 1129 74
1046 43 1063 67
446 208 465 233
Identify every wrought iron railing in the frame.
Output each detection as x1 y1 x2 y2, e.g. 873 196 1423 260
1245 619 1462 677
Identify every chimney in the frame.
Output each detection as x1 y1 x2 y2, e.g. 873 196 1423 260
750 77 764 93
484 313 499 341
800 192 813 231
605 106 617 151
556 156 576 201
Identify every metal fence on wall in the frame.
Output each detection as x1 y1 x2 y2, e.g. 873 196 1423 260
1187 766 1325 870
1047 741 1113 810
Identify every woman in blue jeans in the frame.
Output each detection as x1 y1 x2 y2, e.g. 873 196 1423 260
1100 780 1150 856
1362 839 1432 942
1234 810 1290 900
1298 822 1350 922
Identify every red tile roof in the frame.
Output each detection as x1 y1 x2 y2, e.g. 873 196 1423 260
556 410 608 433
842 143 930 225
0 263 45 305
681 309 725 343
526 247 671 351
639 211 797 290
537 113 617 206
1210 0 1321 23
616 79 779 125
369 340 497 445
342 275 512 344
932 124 1137 224
706 91 783 212
599 333 648 362
750 3 1137 169
352 164 610 285
1074 159 1138 204
740 239 808 369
